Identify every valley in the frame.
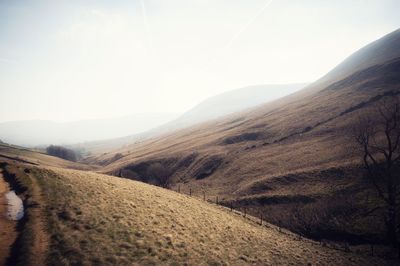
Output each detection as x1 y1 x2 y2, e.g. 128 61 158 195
0 5 399 264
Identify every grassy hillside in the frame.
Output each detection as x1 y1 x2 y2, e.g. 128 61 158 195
4 163 390 265
86 29 400 245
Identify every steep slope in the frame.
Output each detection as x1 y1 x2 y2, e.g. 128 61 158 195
91 29 400 243
316 28 400 87
97 29 400 186
2 161 389 265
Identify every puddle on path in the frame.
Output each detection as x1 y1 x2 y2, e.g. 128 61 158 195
5 190 24 220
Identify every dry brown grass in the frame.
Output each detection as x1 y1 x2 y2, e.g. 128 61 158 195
27 166 389 265
92 59 400 198
78 46 400 251
1 29 399 265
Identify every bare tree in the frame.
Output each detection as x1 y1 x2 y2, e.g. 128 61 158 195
354 96 400 256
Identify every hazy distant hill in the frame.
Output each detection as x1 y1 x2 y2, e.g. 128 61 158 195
153 84 307 133
73 83 307 154
0 113 178 147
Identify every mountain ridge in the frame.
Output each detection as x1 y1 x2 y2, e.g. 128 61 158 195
87 28 400 244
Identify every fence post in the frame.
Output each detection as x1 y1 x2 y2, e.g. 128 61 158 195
216 196 218 205
230 201 233 211
178 185 181 193
189 188 192 196
244 207 246 218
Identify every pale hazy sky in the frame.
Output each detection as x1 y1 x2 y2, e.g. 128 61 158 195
0 0 399 122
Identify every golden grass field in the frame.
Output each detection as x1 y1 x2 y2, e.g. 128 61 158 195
2 161 390 265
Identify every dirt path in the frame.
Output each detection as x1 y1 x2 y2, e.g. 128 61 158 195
28 173 49 265
0 170 18 265
0 165 49 265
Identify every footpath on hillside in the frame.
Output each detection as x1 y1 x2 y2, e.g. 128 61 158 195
0 170 18 265
0 164 49 265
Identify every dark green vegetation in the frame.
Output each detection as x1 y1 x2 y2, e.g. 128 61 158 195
46 145 79 162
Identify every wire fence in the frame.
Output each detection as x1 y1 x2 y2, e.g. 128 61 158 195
173 185 396 260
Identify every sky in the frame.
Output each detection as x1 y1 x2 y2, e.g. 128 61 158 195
0 0 399 122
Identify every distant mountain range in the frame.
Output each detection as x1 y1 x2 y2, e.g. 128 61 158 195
0 113 178 147
0 83 307 151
